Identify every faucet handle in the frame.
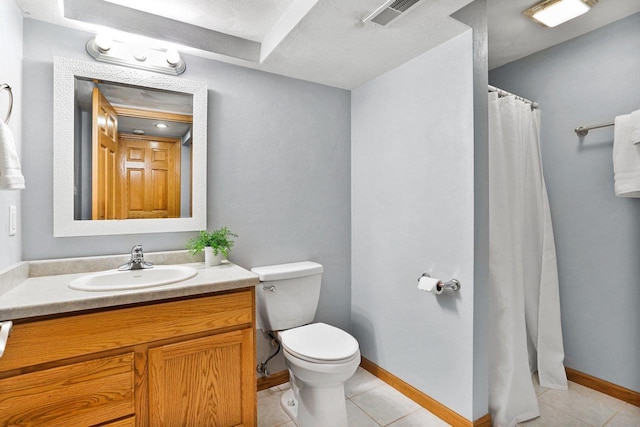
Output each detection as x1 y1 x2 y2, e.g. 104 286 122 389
131 244 144 262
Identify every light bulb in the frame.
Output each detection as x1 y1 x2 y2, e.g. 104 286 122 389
166 49 181 67
94 33 112 52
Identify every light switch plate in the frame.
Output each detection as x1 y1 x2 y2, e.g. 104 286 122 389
9 205 16 236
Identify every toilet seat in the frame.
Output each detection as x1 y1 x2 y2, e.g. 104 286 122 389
278 322 359 364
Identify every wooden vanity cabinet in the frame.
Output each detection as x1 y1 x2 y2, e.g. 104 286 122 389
148 329 254 426
0 288 256 427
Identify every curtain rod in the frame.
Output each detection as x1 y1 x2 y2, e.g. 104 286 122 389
488 85 539 109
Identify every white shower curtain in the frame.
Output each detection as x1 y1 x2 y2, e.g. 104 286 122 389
488 92 567 427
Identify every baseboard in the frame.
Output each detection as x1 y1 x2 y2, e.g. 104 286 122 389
566 367 640 407
257 370 289 391
360 357 491 427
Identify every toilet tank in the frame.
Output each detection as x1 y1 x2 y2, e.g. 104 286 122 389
251 261 323 331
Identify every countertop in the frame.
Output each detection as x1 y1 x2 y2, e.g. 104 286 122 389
0 253 259 321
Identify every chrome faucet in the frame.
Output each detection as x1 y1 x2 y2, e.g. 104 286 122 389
118 244 154 271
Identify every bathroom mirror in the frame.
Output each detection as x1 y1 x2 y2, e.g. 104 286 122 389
53 56 207 236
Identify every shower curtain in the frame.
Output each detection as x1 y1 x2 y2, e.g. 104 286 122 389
488 92 568 427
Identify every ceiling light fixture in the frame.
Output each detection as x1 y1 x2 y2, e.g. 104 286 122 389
523 0 597 28
155 123 169 129
86 35 186 75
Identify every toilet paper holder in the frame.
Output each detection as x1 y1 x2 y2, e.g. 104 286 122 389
419 273 461 292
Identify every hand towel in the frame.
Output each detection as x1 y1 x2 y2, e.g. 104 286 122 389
0 121 25 190
630 109 640 145
613 114 640 197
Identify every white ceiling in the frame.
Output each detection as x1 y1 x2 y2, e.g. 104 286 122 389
14 0 640 89
103 0 297 42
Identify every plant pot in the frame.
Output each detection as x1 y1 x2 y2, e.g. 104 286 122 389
204 247 224 266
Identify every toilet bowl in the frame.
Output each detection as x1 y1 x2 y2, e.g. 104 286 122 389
251 262 361 427
278 323 361 427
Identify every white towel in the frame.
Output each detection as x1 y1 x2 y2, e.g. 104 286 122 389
0 121 25 190
613 114 640 197
630 109 640 145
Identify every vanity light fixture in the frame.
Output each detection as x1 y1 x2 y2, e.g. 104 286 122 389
523 0 598 28
86 35 186 75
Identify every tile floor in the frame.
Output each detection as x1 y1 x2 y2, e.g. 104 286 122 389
258 368 640 427
518 374 640 427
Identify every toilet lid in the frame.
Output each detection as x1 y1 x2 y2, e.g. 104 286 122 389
279 322 359 363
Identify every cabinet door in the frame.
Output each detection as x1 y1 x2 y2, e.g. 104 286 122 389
148 328 255 426
0 353 134 427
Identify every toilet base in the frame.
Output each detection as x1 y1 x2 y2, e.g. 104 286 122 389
280 383 348 427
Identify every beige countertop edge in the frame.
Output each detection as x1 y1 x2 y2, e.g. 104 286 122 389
0 259 259 322
0 277 258 321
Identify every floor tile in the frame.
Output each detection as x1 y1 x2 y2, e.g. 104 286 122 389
531 373 548 397
519 403 592 427
572 382 630 410
278 382 291 391
618 403 640 417
258 385 284 400
538 381 626 426
387 407 452 427
350 384 420 426
605 403 640 427
346 399 381 427
345 367 385 398
258 391 291 427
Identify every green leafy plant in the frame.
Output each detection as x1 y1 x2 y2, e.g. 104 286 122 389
186 226 238 257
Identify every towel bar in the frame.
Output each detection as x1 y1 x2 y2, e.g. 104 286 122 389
1 84 13 124
574 121 614 136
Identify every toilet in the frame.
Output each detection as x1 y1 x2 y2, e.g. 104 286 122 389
252 261 360 427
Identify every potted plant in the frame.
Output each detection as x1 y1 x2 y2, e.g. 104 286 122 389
186 226 238 266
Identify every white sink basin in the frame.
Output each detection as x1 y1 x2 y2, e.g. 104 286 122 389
69 265 198 292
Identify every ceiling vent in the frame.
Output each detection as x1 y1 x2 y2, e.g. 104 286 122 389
362 0 422 26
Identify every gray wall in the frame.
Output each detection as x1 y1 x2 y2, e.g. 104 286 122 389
490 12 640 392
0 1 23 270
352 30 477 419
20 20 352 335
452 1 490 420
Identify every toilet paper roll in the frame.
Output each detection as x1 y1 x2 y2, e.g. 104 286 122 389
418 276 443 294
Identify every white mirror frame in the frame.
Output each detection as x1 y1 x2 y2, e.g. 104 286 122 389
53 56 207 237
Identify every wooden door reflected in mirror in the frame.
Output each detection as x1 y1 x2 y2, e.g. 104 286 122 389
78 80 193 221
92 87 119 220
89 86 190 220
119 134 182 219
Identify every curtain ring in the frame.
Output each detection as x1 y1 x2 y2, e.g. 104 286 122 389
1 84 13 124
